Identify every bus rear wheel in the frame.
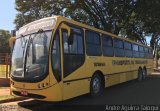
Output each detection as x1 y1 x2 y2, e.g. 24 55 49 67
90 74 103 97
138 68 143 81
143 68 147 80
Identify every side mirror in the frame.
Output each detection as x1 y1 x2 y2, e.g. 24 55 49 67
68 30 74 45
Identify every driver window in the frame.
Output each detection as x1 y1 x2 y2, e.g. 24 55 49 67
62 26 85 77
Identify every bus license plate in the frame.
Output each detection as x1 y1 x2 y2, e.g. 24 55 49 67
21 90 28 96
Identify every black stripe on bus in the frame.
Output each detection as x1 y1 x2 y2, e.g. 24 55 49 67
105 68 152 76
63 68 152 83
63 77 91 83
63 70 136 83
104 70 137 76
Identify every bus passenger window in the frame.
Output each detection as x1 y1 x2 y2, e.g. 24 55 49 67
114 38 124 57
86 31 101 56
102 35 114 56
139 46 144 58
63 31 83 54
124 41 133 58
132 44 139 58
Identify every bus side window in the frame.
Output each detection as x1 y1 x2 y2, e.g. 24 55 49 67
124 41 133 58
114 38 124 57
132 44 139 58
62 27 85 77
139 46 145 58
86 31 101 56
101 35 114 56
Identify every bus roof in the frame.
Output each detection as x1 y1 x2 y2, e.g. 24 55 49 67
56 16 151 49
16 16 57 37
16 15 151 49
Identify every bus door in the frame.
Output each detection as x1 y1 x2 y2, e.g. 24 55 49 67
59 23 86 100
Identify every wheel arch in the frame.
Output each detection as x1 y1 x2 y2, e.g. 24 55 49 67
139 66 143 71
92 70 105 88
143 66 147 70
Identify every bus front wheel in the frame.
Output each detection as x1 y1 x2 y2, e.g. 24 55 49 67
90 74 103 97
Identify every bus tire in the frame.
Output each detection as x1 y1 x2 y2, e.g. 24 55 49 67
138 68 143 81
143 68 147 80
90 74 103 97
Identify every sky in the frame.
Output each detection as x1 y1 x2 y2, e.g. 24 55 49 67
0 0 17 32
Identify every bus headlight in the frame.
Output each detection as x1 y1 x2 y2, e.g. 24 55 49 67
38 84 42 88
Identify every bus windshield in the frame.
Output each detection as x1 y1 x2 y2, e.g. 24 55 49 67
11 31 52 80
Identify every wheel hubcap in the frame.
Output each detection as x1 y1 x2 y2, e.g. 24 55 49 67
92 78 100 93
143 69 147 79
139 70 142 80
143 70 146 76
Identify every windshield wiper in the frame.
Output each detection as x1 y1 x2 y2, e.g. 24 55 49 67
23 29 44 76
22 40 27 56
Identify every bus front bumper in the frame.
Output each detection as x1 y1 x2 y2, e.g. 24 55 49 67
11 84 62 102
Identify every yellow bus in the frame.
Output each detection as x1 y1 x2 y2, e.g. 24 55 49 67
10 16 153 101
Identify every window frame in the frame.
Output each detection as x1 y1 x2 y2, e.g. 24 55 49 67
101 34 114 57
61 24 85 77
132 44 140 58
114 38 124 49
124 41 133 58
139 45 145 58
124 41 132 50
62 28 85 55
85 30 102 56
139 46 144 53
114 38 125 57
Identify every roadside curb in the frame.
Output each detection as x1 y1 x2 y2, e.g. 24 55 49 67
0 97 28 104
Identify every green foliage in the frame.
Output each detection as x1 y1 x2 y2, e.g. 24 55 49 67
15 0 141 39
14 0 160 48
0 29 11 53
14 0 67 29
134 0 160 57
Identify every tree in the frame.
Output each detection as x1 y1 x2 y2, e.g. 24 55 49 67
15 0 160 46
134 0 160 56
65 0 137 34
14 0 67 29
0 29 11 53
15 0 142 40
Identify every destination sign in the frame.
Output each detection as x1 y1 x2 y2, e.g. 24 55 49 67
17 17 56 36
